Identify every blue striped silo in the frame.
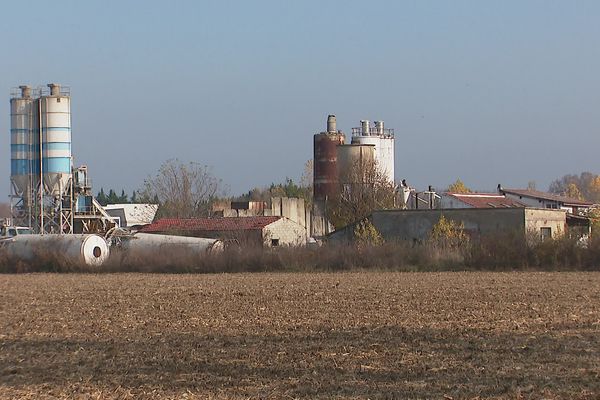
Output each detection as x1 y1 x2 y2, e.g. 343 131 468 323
39 83 72 196
10 86 33 197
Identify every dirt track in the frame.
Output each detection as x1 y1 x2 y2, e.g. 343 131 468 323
1 272 599 399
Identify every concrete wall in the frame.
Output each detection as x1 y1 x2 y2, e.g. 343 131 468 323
311 200 334 238
329 208 524 243
524 209 566 239
218 197 311 239
376 209 527 242
263 218 307 247
268 197 309 236
328 208 569 244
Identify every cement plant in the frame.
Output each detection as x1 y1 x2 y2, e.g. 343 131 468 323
2 83 223 267
1 83 597 269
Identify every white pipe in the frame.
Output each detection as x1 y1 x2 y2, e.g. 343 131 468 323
2 234 110 266
123 233 223 255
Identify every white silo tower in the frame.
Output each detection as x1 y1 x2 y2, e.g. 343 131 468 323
10 86 33 198
9 83 74 234
39 83 72 196
350 120 395 184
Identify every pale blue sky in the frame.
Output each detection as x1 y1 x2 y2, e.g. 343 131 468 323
2 1 599 199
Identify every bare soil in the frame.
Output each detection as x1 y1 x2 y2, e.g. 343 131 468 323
1 272 599 399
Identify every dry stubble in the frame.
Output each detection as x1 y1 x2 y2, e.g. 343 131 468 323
0 272 599 399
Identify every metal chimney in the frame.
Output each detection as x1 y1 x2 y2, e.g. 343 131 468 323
47 83 61 96
327 115 337 133
360 120 370 135
19 85 31 98
375 120 384 135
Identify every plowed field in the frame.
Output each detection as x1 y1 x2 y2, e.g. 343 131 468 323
1 272 599 399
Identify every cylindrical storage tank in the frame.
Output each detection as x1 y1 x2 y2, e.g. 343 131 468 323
336 144 376 179
351 135 395 184
40 84 72 196
378 136 395 184
360 120 370 135
3 234 110 267
120 233 223 262
10 88 33 198
313 132 345 201
327 115 337 133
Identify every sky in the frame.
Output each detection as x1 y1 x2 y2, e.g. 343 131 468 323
2 0 599 200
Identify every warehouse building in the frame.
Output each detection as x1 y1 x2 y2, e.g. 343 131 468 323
439 192 525 209
139 216 307 247
499 187 593 214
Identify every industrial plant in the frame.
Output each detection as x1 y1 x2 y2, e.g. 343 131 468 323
3 83 222 267
9 84 114 235
2 85 593 268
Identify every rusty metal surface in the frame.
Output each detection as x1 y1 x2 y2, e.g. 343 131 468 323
313 133 345 200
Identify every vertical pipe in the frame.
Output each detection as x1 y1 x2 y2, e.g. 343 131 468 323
360 120 370 135
59 179 63 233
28 97 33 229
327 115 336 133
38 98 44 234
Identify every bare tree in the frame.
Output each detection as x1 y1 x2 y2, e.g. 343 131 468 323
327 158 397 229
140 159 225 218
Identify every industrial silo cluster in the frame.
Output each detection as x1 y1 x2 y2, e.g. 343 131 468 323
10 84 73 234
5 83 226 268
312 115 396 236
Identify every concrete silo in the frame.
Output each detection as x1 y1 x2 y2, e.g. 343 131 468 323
39 83 72 197
9 83 74 234
336 143 376 178
10 86 33 201
313 115 345 201
311 115 345 237
350 120 395 184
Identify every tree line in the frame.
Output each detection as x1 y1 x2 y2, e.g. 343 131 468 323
96 188 146 206
99 156 600 227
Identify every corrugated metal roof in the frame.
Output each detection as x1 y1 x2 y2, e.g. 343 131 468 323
502 189 593 207
445 193 525 208
139 216 282 233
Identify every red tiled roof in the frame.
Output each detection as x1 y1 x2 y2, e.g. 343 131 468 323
445 193 525 208
501 188 593 207
140 216 282 233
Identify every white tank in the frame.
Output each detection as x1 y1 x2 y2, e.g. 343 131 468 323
39 84 72 196
120 233 223 261
10 88 33 197
3 234 110 267
351 135 395 183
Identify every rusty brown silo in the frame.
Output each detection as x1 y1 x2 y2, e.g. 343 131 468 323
314 115 345 201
